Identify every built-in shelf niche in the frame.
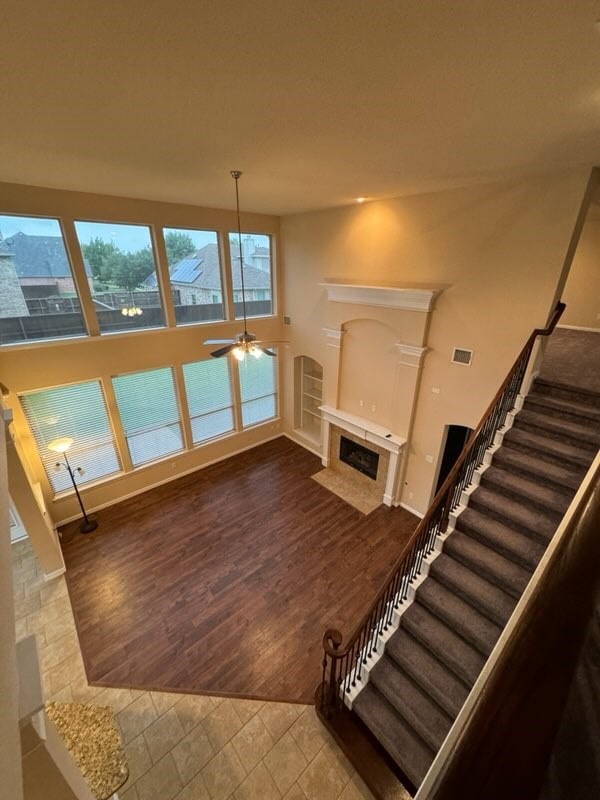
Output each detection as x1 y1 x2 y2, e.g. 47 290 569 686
294 355 323 447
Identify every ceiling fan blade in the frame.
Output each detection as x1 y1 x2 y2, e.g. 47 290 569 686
258 346 276 357
204 338 235 345
210 343 237 358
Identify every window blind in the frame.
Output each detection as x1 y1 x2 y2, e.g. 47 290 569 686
182 358 234 444
20 381 121 494
112 367 183 466
238 353 277 428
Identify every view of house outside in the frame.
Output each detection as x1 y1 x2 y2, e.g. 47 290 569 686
74 220 165 334
0 214 88 345
0 214 274 345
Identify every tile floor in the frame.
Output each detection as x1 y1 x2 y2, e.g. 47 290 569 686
12 539 375 800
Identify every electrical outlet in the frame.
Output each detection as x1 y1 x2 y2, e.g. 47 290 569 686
409 491 414 499
371 404 376 412
432 386 440 394
425 454 433 463
359 399 364 407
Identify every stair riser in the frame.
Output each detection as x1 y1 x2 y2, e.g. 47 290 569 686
513 418 599 452
532 381 600 409
370 664 452 752
479 474 566 519
464 495 548 548
386 646 467 720
501 436 589 471
523 396 600 425
428 561 513 628
443 540 528 600
490 452 577 496
416 590 497 658
452 524 541 572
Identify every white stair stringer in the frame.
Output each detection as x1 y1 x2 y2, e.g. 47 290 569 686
343 394 526 711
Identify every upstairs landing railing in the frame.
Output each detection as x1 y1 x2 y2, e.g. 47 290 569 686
318 301 566 715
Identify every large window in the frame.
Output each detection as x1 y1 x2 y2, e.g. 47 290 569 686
0 214 87 345
74 221 164 334
182 358 234 444
160 228 224 325
112 367 183 466
229 233 272 319
238 355 277 427
20 381 121 493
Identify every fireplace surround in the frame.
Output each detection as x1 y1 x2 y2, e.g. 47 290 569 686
320 405 406 506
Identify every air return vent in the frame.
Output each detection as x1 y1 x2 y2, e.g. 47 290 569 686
451 347 473 366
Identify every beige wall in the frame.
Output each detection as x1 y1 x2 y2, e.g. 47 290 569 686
561 215 600 330
280 171 590 513
0 409 24 800
0 183 282 524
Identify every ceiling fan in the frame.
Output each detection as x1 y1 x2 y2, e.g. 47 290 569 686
204 171 280 360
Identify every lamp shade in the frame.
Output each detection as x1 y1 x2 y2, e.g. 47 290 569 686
48 437 74 454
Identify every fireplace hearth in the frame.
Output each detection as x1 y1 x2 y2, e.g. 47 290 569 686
339 436 379 480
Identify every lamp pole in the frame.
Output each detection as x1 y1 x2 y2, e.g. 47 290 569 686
48 438 98 534
60 450 98 533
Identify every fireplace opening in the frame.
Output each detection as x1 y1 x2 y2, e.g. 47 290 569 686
339 436 379 480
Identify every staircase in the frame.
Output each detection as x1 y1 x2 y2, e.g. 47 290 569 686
350 377 600 791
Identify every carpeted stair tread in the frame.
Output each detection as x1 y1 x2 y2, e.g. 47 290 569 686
491 446 583 493
353 683 434 787
469 485 559 543
501 426 593 469
400 602 485 688
524 392 600 425
370 655 453 752
456 505 546 568
443 530 531 599
514 409 600 450
416 577 502 657
480 466 571 516
532 378 600 409
428 553 517 627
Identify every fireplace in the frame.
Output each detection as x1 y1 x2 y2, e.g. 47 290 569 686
320 406 406 507
339 436 379 480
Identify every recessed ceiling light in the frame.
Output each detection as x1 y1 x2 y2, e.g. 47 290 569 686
356 197 366 204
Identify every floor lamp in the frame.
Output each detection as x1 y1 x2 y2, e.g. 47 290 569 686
48 437 98 534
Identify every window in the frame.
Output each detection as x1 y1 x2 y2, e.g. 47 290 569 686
0 214 87 345
112 367 183 466
229 233 272 319
74 221 164 334
161 227 224 325
182 358 234 444
238 354 277 427
20 381 121 493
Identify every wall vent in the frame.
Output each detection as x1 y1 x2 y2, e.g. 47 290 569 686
451 347 473 366
283 315 292 326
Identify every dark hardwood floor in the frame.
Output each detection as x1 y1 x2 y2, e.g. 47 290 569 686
61 437 419 703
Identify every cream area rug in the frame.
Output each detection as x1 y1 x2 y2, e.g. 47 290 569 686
312 468 382 515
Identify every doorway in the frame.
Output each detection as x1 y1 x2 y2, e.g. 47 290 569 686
435 425 472 496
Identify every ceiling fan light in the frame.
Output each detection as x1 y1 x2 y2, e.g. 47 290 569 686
251 346 263 359
233 346 246 361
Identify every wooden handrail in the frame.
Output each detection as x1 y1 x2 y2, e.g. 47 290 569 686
319 301 566 707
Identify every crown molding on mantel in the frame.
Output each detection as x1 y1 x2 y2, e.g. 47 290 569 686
320 282 443 312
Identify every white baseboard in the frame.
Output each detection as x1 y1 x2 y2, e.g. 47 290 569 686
44 567 66 582
283 431 322 458
56 433 284 525
399 501 424 519
557 324 600 333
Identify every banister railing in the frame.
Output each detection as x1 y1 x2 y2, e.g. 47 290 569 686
318 301 566 715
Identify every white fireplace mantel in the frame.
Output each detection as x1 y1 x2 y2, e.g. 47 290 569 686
320 405 406 507
319 282 442 312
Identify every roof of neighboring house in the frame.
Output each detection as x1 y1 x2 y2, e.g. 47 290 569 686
2 232 92 278
145 243 270 290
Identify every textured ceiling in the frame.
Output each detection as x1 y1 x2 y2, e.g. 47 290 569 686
1 1 600 214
